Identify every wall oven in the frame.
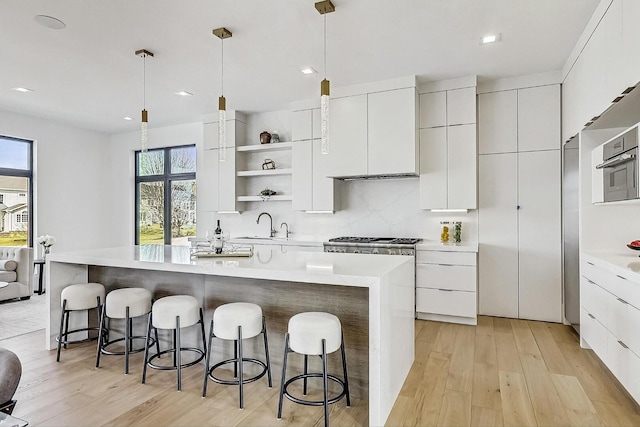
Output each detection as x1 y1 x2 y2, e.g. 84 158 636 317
596 126 638 202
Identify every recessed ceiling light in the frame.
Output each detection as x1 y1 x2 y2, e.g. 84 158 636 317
11 87 33 93
300 67 317 75
34 15 66 30
123 116 133 121
174 91 193 96
481 34 500 44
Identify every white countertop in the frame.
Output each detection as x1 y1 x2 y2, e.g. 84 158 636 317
582 251 640 281
48 244 413 288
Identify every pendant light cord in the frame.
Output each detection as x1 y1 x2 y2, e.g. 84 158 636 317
221 39 224 96
323 14 327 80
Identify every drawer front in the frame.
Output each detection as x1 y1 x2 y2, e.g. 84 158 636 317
607 334 640 403
416 250 476 266
581 276 609 322
610 273 640 312
416 288 476 318
416 263 476 291
581 259 611 289
580 307 609 361
608 297 640 358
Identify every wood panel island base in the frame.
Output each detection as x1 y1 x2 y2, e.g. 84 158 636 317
45 245 415 426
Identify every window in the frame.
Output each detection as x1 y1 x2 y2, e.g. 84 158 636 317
135 146 196 245
0 136 32 247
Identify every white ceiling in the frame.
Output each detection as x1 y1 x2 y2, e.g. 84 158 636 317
0 0 600 135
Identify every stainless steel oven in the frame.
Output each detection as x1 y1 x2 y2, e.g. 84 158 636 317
596 127 638 202
323 237 420 255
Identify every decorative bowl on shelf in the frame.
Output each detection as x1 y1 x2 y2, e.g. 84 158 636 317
627 240 640 256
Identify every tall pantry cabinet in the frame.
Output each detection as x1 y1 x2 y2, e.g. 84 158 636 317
478 84 562 322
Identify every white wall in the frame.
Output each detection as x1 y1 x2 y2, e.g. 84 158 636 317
108 122 203 246
0 109 114 254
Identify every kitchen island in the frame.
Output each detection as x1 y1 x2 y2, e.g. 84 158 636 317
45 245 414 426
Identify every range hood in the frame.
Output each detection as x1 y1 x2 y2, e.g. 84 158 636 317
332 173 419 181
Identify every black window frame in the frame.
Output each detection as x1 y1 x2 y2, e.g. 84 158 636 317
134 145 196 245
0 136 33 247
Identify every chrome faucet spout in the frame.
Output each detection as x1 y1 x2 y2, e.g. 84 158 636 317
280 222 290 239
257 212 275 237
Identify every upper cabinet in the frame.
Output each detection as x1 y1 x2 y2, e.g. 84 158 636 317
368 88 418 176
326 94 368 177
478 90 517 154
292 109 336 212
419 80 477 210
325 85 418 178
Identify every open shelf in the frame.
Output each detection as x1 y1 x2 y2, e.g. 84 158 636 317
236 142 293 152
237 168 293 177
237 195 293 202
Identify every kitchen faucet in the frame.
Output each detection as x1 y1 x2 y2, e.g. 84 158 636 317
280 222 290 239
256 212 276 237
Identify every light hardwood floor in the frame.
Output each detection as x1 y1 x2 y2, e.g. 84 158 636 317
3 317 640 426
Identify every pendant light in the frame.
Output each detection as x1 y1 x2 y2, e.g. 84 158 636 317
315 0 335 155
135 49 153 152
213 27 232 162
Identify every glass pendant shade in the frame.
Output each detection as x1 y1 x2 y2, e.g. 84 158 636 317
141 109 148 152
321 79 330 154
218 96 226 161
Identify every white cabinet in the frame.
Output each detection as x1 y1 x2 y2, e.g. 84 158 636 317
419 84 477 210
580 255 640 405
517 150 562 322
478 84 562 322
415 250 477 325
199 117 245 212
368 88 418 176
326 95 368 177
478 90 517 154
326 87 418 178
447 87 476 125
292 109 336 211
517 85 561 152
479 150 562 322
478 153 519 318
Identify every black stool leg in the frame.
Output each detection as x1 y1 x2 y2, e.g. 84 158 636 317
96 302 107 368
142 313 152 384
173 329 178 368
322 339 329 427
277 332 290 419
125 306 131 374
238 325 244 409
56 299 67 362
154 322 160 357
176 315 182 391
202 319 215 397
303 355 309 395
340 332 351 407
233 339 238 378
199 308 207 355
63 309 70 349
262 316 272 387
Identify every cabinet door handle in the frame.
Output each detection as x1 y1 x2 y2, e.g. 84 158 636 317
438 264 455 267
587 313 595 319
616 275 628 281
618 340 629 349
586 279 595 284
617 297 629 305
438 288 453 292
587 262 594 266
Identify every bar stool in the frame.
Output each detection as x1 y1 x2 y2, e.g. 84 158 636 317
56 283 105 362
277 312 350 427
141 295 206 391
202 302 272 408
96 288 159 374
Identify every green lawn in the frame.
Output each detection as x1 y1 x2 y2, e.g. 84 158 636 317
0 232 27 247
140 224 196 244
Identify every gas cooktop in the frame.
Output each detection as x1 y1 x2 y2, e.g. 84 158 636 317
328 237 421 245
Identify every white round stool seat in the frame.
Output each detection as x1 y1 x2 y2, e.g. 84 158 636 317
288 312 342 355
152 295 200 329
106 288 152 319
61 283 105 311
213 302 263 340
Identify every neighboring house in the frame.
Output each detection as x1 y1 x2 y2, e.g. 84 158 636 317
0 176 28 232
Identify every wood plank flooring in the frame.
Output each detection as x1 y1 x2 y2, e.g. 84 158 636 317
3 316 640 426
387 317 640 427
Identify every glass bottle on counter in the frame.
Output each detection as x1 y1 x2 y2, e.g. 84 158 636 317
453 222 462 244
214 220 223 254
440 221 450 243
